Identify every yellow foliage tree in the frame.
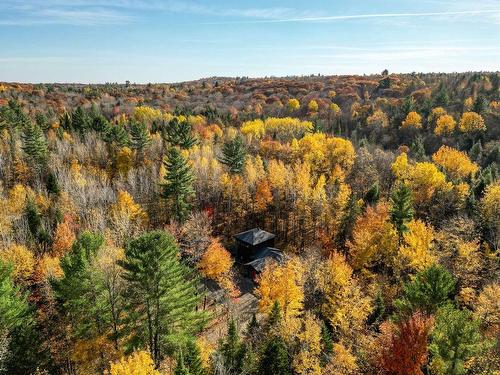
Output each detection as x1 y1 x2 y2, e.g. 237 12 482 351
115 147 134 176
297 133 356 175
107 351 159 375
474 283 499 337
133 105 163 124
348 203 398 272
330 103 341 116
432 145 478 180
287 98 300 111
293 312 322 375
391 152 411 181
480 183 500 249
397 220 436 273
406 162 451 205
308 100 319 113
401 111 422 129
0 244 35 282
256 257 304 319
366 110 389 128
318 252 372 337
198 238 235 294
459 112 486 132
434 114 456 135
325 343 358 374
110 190 148 243
463 97 474 111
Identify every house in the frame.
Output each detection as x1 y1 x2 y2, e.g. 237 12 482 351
234 228 284 280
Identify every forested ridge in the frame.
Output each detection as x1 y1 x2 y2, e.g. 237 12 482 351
0 71 498 374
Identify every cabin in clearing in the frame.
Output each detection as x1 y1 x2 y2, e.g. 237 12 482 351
234 228 284 280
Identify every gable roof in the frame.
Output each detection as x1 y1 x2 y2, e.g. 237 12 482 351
244 247 285 273
234 228 275 246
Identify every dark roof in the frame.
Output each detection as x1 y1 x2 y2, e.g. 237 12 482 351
244 247 285 273
234 228 275 246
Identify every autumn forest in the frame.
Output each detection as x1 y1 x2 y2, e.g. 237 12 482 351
0 72 499 375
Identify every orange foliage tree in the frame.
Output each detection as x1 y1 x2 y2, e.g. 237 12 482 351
197 238 236 294
376 312 434 375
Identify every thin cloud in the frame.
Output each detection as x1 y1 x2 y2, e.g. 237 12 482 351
202 9 500 24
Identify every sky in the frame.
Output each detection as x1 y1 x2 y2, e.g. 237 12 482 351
1 0 500 83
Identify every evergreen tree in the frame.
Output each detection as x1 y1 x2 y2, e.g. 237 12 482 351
161 147 195 223
129 120 151 154
0 259 38 374
0 99 30 130
395 264 456 317
320 321 333 357
433 85 450 107
368 291 386 325
25 199 50 249
21 123 48 171
0 260 31 334
469 140 483 164
104 124 129 148
410 136 426 160
364 182 380 206
163 118 197 149
310 120 323 134
118 231 206 367
219 319 246 374
266 301 282 332
71 106 90 132
219 136 247 174
90 107 109 133
183 340 205 375
336 194 361 246
430 305 484 375
390 183 414 239
59 111 72 131
473 95 488 114
259 336 292 375
45 171 60 196
52 232 109 339
174 350 190 375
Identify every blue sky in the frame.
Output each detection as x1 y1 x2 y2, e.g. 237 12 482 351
1 0 500 83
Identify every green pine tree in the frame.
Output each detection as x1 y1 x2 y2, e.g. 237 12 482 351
364 182 380 206
71 106 90 132
219 319 246 374
390 183 414 240
430 305 484 375
469 140 483 164
52 232 109 337
320 321 333 357
163 118 197 149
59 111 72 131
174 349 191 375
0 260 32 334
410 136 426 160
182 340 205 375
259 335 292 375
21 123 48 171
118 231 207 367
129 121 151 153
45 171 60 196
161 147 195 223
219 136 246 174
394 264 456 317
104 124 129 148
